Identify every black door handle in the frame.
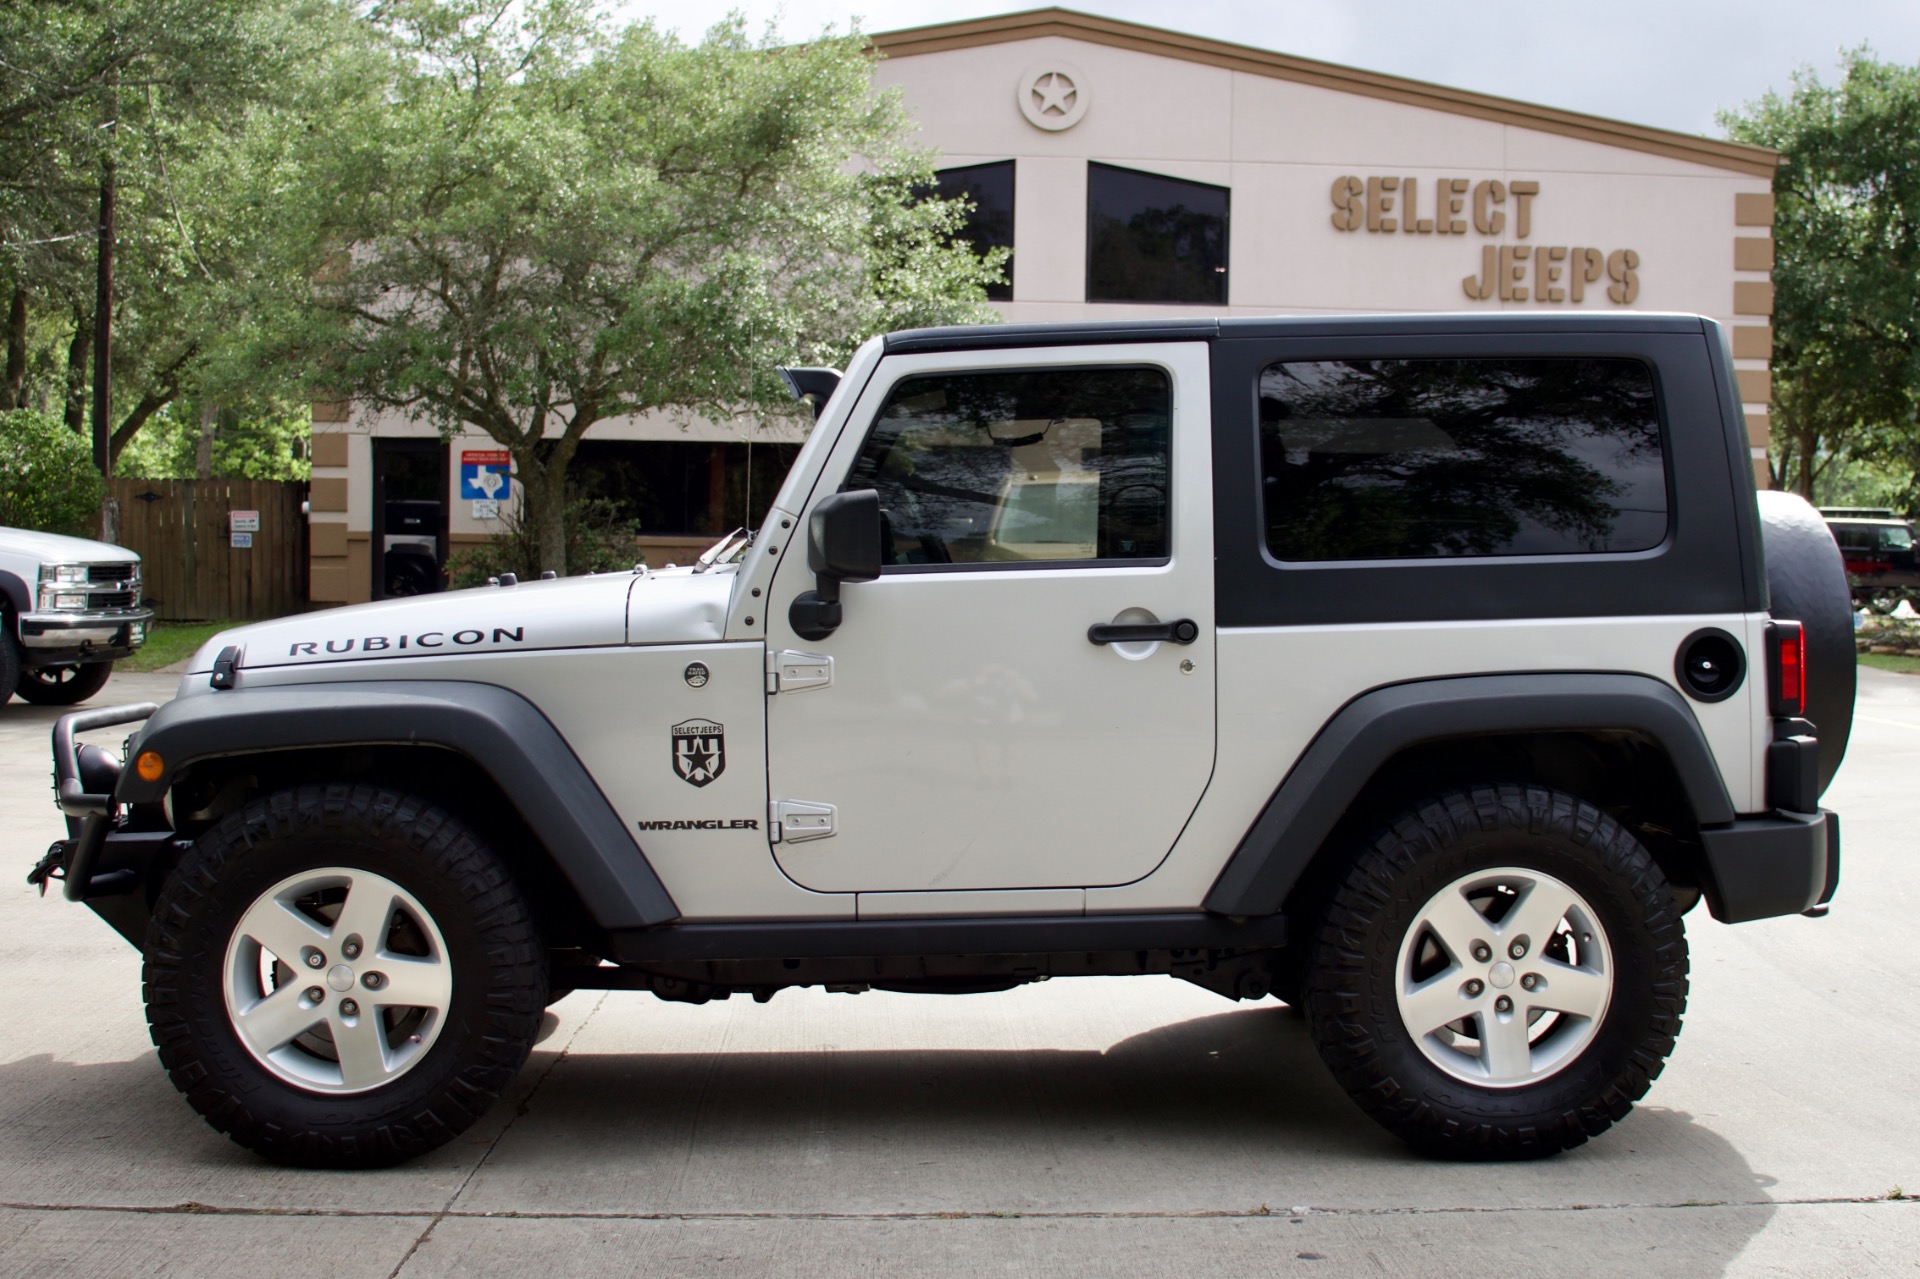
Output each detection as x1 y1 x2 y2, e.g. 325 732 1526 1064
1087 619 1199 646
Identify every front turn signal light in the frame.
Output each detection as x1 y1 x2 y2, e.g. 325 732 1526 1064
135 751 165 783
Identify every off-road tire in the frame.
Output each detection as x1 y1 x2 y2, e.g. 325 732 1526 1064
144 784 547 1168
1306 785 1688 1159
12 659 113 706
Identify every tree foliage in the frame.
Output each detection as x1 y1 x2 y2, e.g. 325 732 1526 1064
1723 51 1920 501
0 0 332 454
253 0 1003 573
0 407 106 533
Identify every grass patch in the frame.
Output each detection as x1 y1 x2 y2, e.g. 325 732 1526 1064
122 620 233 672
1857 651 1920 675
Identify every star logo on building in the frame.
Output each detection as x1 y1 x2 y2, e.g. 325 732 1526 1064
1031 72 1077 116
1018 63 1090 132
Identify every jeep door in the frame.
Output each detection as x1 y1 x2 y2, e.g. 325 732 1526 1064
762 342 1216 895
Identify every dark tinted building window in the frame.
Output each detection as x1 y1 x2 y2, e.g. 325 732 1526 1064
846 367 1171 568
571 439 800 536
1087 162 1228 305
928 161 1014 302
1260 358 1667 561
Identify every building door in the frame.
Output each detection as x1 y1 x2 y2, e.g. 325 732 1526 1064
762 344 1217 895
370 439 448 599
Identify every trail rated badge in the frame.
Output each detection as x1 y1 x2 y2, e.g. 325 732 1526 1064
671 719 725 787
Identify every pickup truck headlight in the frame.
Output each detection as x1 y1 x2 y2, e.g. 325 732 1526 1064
40 564 90 586
39 589 92 611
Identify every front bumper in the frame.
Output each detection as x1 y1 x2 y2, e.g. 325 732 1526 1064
19 608 153 653
1699 808 1839 923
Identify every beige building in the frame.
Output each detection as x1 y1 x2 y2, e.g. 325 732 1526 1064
308 7 1776 605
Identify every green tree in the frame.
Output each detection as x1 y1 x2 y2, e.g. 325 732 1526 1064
0 407 106 532
256 0 1002 573
0 0 339 455
1723 51 1920 500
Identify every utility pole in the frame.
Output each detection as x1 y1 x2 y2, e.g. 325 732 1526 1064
93 56 118 543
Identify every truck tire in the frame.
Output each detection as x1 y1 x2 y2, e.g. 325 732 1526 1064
12 660 113 706
0 624 17 706
144 784 547 1168
1306 785 1688 1160
1756 490 1857 795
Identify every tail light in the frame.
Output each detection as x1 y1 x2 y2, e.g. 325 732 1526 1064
1767 620 1806 717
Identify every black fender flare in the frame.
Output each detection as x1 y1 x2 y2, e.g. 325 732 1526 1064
1202 672 1737 918
114 680 680 929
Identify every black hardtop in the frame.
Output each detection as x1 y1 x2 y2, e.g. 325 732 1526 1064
883 312 1713 354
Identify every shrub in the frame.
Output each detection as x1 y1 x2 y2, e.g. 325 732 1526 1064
0 409 106 535
446 494 648 588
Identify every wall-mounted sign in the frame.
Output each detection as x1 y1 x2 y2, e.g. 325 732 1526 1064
1018 62 1089 131
229 510 260 533
472 500 500 520
460 449 511 501
231 532 253 549
1329 175 1639 304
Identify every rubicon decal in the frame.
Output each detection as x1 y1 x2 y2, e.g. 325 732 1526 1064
636 818 760 831
287 626 526 657
672 719 725 787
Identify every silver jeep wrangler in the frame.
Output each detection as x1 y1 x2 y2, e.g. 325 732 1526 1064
33 314 1852 1167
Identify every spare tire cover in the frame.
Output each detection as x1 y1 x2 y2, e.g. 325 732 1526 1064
1756 490 1856 795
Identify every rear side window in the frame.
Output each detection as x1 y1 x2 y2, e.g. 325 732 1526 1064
1260 357 1667 561
846 366 1171 568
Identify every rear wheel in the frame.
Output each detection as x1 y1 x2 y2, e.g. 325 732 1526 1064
1306 785 1688 1159
145 784 546 1167
12 659 113 706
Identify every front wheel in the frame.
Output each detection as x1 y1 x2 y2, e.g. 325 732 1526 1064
12 659 113 706
144 784 547 1167
1305 785 1688 1159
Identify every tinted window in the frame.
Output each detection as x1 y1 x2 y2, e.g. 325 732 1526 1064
847 367 1171 568
927 161 1014 302
1087 162 1227 305
1260 358 1666 561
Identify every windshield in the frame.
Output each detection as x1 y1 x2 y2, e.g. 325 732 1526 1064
1882 527 1915 551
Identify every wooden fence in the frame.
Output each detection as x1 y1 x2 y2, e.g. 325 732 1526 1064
109 479 309 621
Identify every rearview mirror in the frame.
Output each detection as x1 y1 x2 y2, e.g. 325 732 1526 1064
790 489 882 641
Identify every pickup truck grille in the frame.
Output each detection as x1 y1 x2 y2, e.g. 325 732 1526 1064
88 590 137 609
86 564 136 584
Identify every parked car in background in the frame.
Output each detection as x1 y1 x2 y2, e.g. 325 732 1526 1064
1820 509 1920 613
0 527 152 707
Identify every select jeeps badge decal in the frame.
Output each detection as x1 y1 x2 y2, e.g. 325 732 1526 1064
671 719 725 787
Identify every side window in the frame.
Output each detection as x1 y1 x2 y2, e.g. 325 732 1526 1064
845 366 1171 568
1259 357 1668 561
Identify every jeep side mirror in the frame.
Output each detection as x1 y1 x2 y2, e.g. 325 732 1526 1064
789 489 882 641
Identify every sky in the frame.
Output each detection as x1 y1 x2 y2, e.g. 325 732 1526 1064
613 0 1920 137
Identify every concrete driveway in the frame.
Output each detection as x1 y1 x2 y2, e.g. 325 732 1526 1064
1 668 1915 1276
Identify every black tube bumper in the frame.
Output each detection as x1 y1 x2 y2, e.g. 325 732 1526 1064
1699 808 1839 923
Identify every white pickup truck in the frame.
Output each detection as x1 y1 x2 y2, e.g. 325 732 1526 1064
1 526 151 707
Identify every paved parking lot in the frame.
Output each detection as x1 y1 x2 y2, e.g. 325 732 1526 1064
1 668 1915 1276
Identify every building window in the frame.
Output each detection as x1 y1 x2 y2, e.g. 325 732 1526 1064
927 161 1015 301
571 440 800 537
1086 162 1228 305
845 366 1170 568
1259 357 1668 561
